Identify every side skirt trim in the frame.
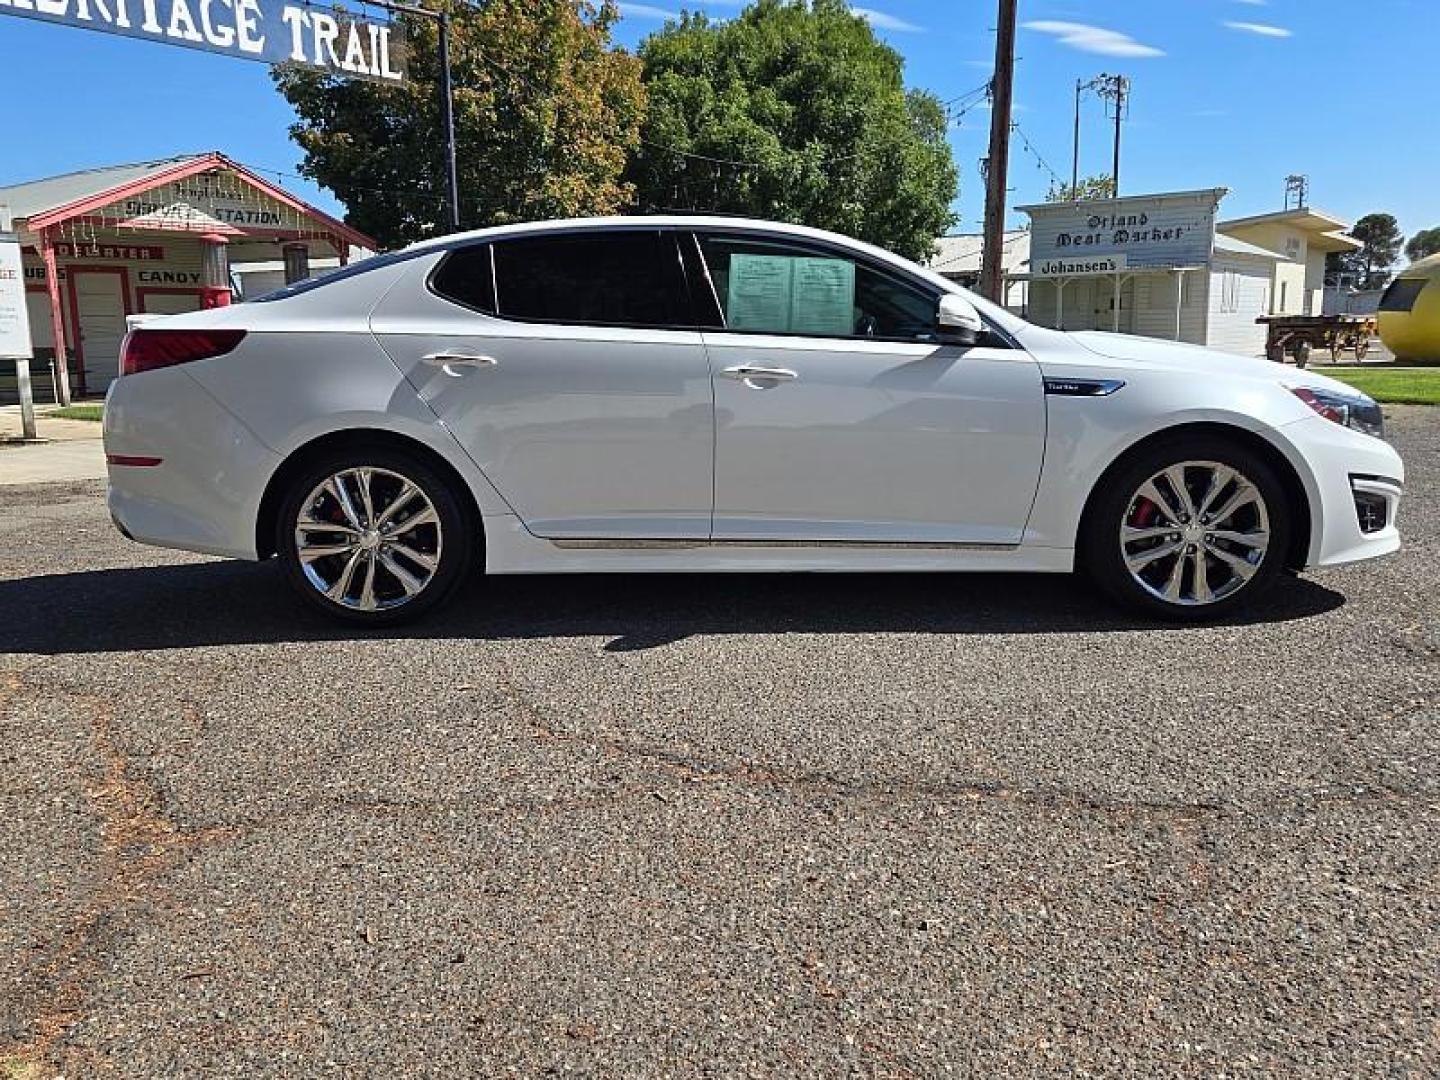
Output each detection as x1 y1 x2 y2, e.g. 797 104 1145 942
549 537 1019 552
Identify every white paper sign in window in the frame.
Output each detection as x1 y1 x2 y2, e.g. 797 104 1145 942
725 253 855 335
789 256 855 336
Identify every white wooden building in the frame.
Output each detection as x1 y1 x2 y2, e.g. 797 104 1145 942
928 230 1030 312
0 152 374 402
1012 188 1342 356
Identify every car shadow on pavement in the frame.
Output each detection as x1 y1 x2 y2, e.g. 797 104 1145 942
0 558 1346 655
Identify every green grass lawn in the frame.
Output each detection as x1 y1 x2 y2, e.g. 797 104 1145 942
46 404 104 422
1319 366 1440 406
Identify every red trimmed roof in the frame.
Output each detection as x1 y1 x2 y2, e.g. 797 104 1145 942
10 152 375 250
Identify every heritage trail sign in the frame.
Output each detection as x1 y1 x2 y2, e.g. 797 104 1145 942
0 0 407 83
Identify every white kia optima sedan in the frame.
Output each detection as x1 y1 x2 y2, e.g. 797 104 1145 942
103 216 1404 625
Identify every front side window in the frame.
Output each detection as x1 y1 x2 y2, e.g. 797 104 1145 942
490 230 690 328
695 234 939 341
1380 277 1426 313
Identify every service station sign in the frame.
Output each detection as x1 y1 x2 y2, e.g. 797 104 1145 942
0 0 406 83
1023 190 1223 276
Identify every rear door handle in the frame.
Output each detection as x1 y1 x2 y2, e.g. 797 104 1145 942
422 351 498 376
720 365 798 386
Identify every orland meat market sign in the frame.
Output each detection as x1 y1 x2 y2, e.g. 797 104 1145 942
1021 188 1226 275
0 0 406 82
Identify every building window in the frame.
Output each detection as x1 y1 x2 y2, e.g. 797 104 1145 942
1219 270 1240 313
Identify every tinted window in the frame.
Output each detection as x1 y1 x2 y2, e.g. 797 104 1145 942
492 230 689 327
695 233 938 341
1380 277 1426 313
431 244 495 313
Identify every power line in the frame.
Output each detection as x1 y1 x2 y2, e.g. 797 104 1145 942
1009 121 1065 189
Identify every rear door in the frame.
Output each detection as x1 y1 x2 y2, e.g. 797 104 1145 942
372 229 715 540
688 230 1046 545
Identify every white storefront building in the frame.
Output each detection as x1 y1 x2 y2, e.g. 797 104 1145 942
1012 188 1358 356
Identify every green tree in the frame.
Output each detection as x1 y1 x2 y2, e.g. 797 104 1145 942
1405 227 1440 262
627 0 957 262
273 0 645 248
1325 212 1404 289
1046 174 1115 202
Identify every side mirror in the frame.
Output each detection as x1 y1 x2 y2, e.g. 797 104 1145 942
936 293 984 346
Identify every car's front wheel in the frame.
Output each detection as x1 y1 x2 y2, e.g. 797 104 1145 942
277 448 473 625
1081 436 1292 620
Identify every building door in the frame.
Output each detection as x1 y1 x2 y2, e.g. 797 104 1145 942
69 268 130 393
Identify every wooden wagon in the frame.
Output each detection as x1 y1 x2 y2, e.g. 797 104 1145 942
1256 314 1376 367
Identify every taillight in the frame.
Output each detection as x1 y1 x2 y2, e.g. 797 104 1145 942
120 329 246 376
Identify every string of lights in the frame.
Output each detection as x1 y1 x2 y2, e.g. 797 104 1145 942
1009 121 1066 189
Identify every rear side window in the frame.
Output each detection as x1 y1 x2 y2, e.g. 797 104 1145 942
431 244 496 313
1380 277 1427 313
491 230 690 327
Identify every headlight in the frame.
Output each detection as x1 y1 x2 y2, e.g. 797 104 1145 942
1289 386 1385 440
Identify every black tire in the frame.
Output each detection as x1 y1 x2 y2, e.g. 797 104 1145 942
1080 435 1292 622
276 446 474 626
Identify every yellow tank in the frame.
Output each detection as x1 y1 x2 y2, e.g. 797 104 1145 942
1378 253 1440 361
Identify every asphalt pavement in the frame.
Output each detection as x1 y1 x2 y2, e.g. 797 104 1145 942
1 409 1436 1077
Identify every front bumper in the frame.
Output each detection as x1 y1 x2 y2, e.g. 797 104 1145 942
1284 415 1404 568
104 369 280 560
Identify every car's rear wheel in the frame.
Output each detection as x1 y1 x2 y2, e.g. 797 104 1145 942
277 448 473 625
1081 436 1291 620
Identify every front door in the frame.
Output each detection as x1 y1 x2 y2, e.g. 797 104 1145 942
691 231 1046 545
372 230 715 539
70 268 130 393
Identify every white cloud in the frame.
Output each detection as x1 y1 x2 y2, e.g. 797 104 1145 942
617 3 679 19
1223 20 1293 37
1022 20 1165 58
853 7 922 33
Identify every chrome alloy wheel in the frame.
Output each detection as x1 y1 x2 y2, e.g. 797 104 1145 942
1119 460 1271 607
294 467 442 612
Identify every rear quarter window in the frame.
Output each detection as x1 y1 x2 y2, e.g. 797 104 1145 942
430 244 496 313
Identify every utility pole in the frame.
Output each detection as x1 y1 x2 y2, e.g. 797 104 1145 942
980 0 1018 303
372 0 462 231
1095 73 1130 196
1071 79 1082 197
436 11 461 232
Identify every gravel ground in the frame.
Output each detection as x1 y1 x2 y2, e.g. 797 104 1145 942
1 409 1436 1077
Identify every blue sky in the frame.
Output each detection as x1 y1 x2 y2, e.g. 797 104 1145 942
2 0 1437 243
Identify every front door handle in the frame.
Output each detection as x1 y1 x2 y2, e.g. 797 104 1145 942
720 365 798 388
422 351 498 377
